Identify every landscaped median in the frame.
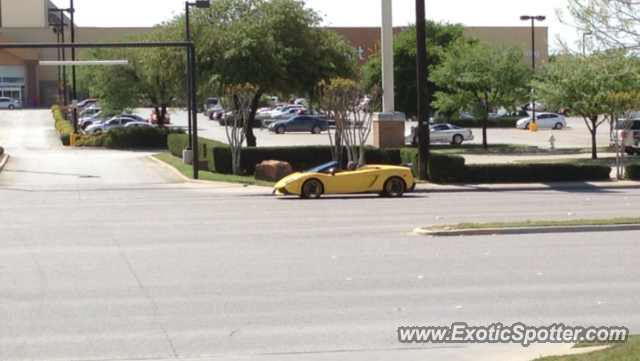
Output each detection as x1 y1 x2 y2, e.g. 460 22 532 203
414 217 640 236
531 334 639 361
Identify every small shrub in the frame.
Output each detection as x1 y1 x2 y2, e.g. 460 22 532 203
625 162 640 180
167 133 227 161
363 146 402 165
400 148 419 176
74 133 108 147
52 105 74 145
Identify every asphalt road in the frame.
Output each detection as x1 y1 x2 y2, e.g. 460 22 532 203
158 109 614 150
1 110 639 361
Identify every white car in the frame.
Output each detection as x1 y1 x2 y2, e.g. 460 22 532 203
269 104 304 118
124 121 154 128
405 123 474 145
0 97 21 109
516 112 566 130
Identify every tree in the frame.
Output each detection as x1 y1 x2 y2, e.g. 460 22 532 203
361 21 467 119
76 24 186 127
317 78 382 166
191 0 357 147
220 83 258 175
601 90 640 178
430 41 532 149
533 50 636 159
558 1 640 50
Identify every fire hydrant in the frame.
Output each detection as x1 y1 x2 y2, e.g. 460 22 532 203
548 134 556 150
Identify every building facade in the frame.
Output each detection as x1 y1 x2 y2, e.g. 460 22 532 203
0 0 548 107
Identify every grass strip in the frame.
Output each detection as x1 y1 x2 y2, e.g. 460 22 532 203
420 217 640 231
531 335 638 361
153 152 275 187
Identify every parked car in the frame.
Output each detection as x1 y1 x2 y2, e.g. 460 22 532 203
611 119 640 154
205 105 224 120
269 104 304 118
268 116 328 134
76 98 97 110
297 109 331 121
516 113 566 130
522 101 545 111
85 116 137 134
124 121 154 128
492 110 529 118
0 97 21 109
405 123 474 145
150 108 171 124
272 107 304 120
274 160 415 199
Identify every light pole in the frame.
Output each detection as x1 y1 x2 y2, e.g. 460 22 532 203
49 9 68 106
50 3 78 133
185 0 210 152
583 31 592 56
416 0 429 180
520 15 545 131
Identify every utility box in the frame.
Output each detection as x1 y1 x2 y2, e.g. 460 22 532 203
373 112 406 148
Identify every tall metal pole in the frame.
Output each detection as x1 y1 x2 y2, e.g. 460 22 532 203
531 18 536 125
55 26 62 104
70 0 78 133
185 2 193 149
189 44 199 179
416 0 429 180
60 11 67 106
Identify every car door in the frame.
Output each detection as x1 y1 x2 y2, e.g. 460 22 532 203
430 124 449 142
104 118 120 131
535 114 549 128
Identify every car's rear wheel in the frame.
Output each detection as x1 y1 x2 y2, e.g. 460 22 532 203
276 126 285 134
82 122 92 130
8 105 14 109
93 129 103 134
311 126 321 134
554 122 563 130
209 113 215 120
452 134 464 145
301 179 323 199
381 177 406 197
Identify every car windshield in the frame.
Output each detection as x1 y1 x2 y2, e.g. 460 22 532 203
304 161 339 173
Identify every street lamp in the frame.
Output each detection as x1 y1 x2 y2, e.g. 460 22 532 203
583 31 593 56
50 2 78 133
416 0 429 180
50 18 67 105
184 0 210 152
520 15 545 131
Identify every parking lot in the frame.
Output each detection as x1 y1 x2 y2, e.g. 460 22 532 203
150 108 614 150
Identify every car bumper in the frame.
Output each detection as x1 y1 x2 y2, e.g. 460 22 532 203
407 181 416 193
273 187 293 195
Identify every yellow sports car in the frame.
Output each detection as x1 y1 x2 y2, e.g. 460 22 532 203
273 161 415 198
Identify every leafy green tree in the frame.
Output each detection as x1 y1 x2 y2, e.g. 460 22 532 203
190 0 357 146
360 21 467 119
533 50 637 159
430 41 532 149
76 23 186 127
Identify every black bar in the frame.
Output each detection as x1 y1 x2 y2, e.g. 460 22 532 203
70 0 78 133
531 18 536 125
416 0 429 180
185 1 193 149
189 44 199 179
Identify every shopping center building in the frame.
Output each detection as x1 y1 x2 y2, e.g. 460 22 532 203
0 0 548 107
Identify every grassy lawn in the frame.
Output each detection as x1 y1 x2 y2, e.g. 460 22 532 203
420 217 640 231
531 335 638 361
153 152 275 187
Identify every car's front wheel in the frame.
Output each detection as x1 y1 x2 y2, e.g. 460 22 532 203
452 134 464 145
525 123 530 130
8 105 14 109
276 126 285 134
311 126 321 134
554 122 563 130
300 179 323 199
381 177 406 197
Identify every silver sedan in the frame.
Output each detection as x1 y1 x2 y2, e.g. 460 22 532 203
406 123 474 145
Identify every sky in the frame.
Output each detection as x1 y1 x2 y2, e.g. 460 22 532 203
50 0 583 51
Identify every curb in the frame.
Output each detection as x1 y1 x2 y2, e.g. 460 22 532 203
412 182 640 193
413 223 640 237
0 153 9 172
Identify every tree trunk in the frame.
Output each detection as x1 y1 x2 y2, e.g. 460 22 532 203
482 118 488 150
591 127 598 159
245 90 264 147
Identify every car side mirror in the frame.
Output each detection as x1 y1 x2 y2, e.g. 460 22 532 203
330 168 336 176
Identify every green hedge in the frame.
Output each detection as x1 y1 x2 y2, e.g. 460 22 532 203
75 127 184 148
218 117 263 128
167 133 227 161
434 117 520 128
428 152 466 183
462 163 611 183
208 145 406 175
52 105 74 145
626 162 640 180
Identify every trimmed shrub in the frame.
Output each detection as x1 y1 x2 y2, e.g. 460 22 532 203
434 117 520 128
462 163 611 183
625 162 640 180
104 126 184 149
74 133 108 147
52 105 74 145
427 152 466 183
167 133 227 161
363 146 402 165
400 148 419 176
210 146 336 174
